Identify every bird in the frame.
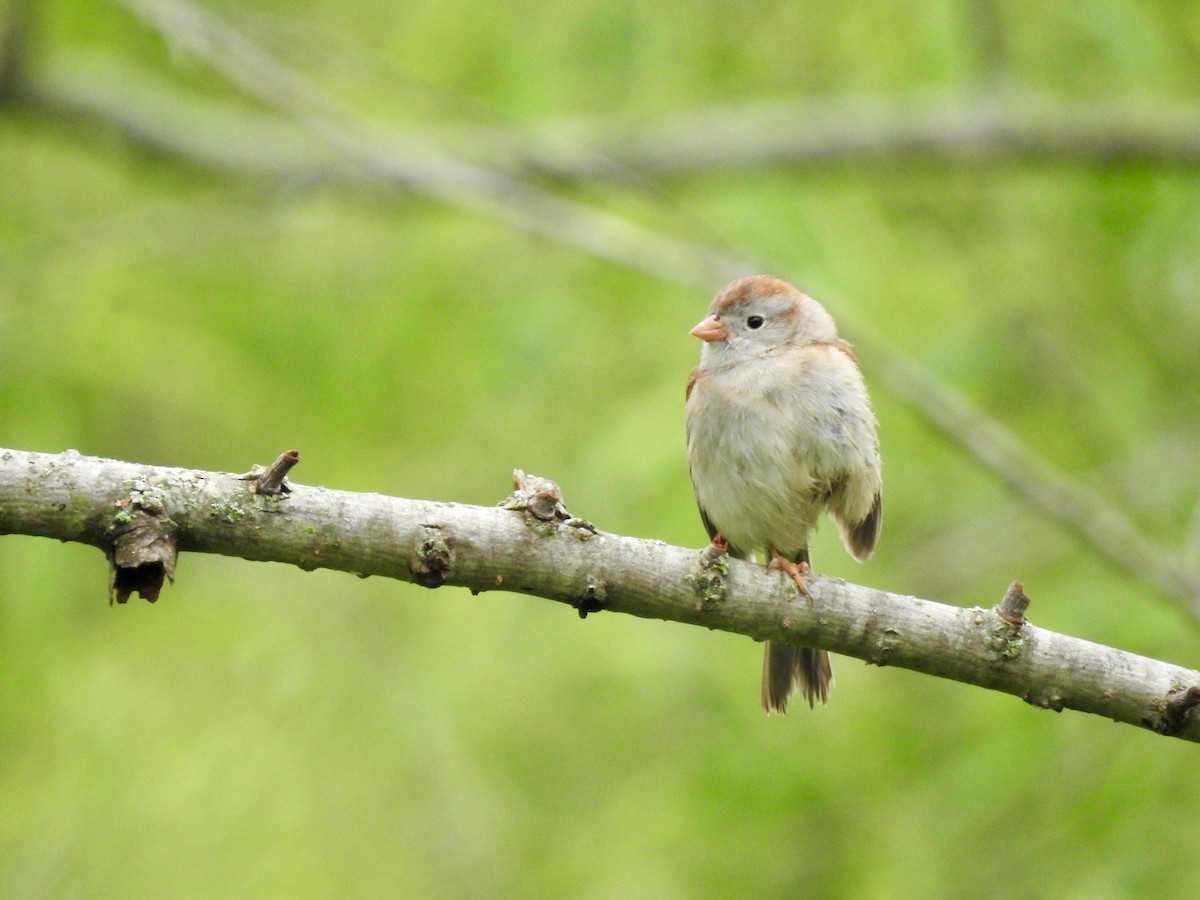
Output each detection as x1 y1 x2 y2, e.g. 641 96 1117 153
684 275 882 712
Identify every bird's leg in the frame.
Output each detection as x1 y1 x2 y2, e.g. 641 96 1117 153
699 532 731 567
768 546 811 596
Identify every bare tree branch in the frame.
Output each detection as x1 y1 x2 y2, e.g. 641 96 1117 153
2 446 1199 742
16 0 1200 622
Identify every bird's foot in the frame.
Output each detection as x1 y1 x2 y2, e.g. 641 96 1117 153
699 533 731 571
768 547 811 596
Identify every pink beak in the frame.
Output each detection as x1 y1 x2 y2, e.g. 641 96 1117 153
689 314 729 342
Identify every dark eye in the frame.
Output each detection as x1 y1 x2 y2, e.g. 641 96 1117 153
746 315 765 329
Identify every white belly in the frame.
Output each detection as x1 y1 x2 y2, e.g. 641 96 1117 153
687 378 824 557
685 347 878 559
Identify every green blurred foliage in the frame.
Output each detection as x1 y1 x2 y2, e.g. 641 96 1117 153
3 0 1200 896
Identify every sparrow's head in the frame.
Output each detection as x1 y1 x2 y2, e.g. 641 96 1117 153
689 276 837 368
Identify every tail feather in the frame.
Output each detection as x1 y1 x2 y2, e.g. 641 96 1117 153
762 644 833 712
760 546 833 712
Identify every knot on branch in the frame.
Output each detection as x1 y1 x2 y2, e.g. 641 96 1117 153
1156 686 1200 736
106 477 178 604
989 581 1031 661
573 575 608 619
995 581 1030 626
238 449 300 496
499 470 597 536
411 525 452 588
686 542 730 608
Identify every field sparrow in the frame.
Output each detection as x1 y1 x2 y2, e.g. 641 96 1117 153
685 276 882 712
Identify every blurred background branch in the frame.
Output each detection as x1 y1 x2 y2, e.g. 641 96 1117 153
100 0 752 288
858 340 1200 615
482 95 1200 178
34 55 1200 181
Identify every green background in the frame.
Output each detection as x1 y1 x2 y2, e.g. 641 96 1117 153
3 1 1199 896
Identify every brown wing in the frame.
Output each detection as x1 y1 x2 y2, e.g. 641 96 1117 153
825 339 881 560
693 493 750 559
841 491 882 562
